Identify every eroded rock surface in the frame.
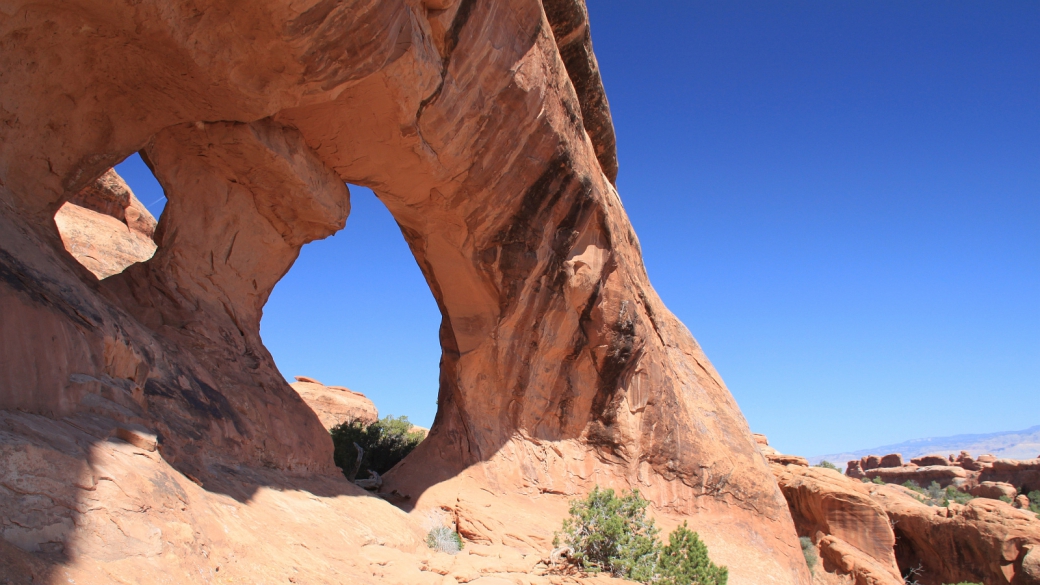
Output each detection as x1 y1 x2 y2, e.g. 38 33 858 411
292 376 380 428
0 1 807 583
766 439 1040 585
53 169 158 279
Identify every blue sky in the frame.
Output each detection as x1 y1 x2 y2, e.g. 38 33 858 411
116 1 1038 457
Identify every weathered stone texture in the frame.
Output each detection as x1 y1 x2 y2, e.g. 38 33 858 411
0 1 807 583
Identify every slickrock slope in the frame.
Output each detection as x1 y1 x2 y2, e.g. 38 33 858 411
291 376 380 428
53 169 158 279
0 1 807 583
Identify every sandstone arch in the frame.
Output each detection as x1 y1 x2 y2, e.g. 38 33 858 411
0 0 809 582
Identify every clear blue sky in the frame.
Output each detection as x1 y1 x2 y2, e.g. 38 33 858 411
116 1 1038 457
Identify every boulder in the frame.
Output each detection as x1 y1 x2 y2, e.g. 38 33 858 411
54 169 157 279
911 455 950 467
290 376 380 429
879 454 903 468
862 455 882 471
970 481 1018 501
980 459 1040 494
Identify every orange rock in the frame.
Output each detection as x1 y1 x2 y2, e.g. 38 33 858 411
291 376 379 428
863 465 970 488
776 456 1040 585
872 485 1040 585
878 454 903 468
773 465 902 585
54 169 157 279
846 460 866 479
910 454 950 467
0 1 808 583
969 481 1018 500
862 455 882 471
980 458 1040 494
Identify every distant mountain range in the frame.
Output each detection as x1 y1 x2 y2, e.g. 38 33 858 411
809 425 1040 466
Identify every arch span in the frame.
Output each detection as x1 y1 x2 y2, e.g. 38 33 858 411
0 0 808 582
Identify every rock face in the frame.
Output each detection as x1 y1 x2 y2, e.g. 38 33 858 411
982 459 1040 494
769 441 1040 585
291 376 380 428
971 481 1019 500
850 449 1039 496
911 455 951 467
53 169 158 279
863 465 969 488
873 487 1040 585
773 465 903 585
0 1 807 584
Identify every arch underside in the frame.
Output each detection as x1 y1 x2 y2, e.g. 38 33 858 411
0 0 808 582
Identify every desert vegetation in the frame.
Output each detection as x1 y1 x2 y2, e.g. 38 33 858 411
553 486 728 585
330 415 424 480
900 480 974 506
814 460 841 472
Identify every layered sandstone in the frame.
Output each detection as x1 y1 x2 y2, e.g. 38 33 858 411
0 1 807 584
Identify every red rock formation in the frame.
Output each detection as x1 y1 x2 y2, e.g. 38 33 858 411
971 481 1019 500
773 465 903 585
846 460 866 479
862 455 882 471
863 465 968 488
0 1 807 583
778 444 1040 585
290 376 380 428
911 455 951 467
53 169 158 279
981 459 1040 494
872 486 1040 585
879 454 903 468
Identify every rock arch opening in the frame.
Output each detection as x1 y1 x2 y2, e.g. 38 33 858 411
261 184 442 430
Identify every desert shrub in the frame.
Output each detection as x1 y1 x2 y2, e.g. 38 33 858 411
423 509 463 554
1027 490 1040 518
656 521 728 585
799 536 817 573
940 485 973 506
554 486 660 580
815 460 841 472
330 415 424 479
426 526 463 554
999 495 1013 504
872 476 885 485
554 487 727 584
